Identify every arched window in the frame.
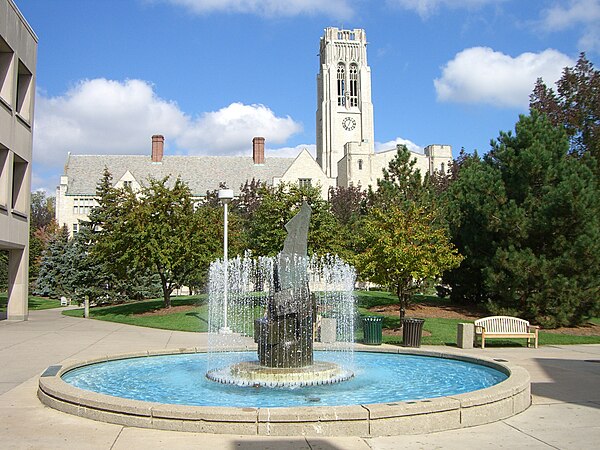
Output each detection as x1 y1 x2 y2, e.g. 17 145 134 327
358 159 363 170
337 63 345 106
349 64 358 107
440 162 445 173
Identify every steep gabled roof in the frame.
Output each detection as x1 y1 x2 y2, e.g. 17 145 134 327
63 154 296 196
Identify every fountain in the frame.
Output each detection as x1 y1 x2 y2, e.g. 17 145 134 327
37 201 531 436
206 202 355 387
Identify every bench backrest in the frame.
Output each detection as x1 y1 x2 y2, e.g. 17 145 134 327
474 316 529 333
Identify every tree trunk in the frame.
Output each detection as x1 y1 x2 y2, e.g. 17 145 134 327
397 283 406 321
159 272 172 308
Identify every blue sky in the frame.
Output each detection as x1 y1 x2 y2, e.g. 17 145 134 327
15 0 600 193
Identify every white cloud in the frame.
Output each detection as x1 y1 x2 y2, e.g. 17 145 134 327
34 78 302 167
159 0 354 19
375 137 423 154
434 47 575 108
387 0 506 18
539 0 600 53
34 79 187 164
177 103 302 155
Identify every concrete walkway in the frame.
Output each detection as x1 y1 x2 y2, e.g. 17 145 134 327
1 308 599 449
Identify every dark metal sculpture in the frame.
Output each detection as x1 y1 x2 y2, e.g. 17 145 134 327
256 201 315 368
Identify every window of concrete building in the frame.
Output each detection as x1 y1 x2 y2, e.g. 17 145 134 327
349 64 358 107
440 162 445 173
16 60 32 122
11 153 27 214
0 145 8 208
337 64 345 106
73 197 95 215
0 37 14 107
73 223 79 234
298 178 312 188
358 159 363 170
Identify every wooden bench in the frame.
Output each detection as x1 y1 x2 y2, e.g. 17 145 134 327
474 316 539 348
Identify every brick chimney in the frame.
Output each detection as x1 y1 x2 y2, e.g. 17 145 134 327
252 137 265 165
151 135 164 162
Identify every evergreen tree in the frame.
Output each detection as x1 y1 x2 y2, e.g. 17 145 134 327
35 226 75 298
444 112 600 327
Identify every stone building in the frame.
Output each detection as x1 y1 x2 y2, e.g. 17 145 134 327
318 27 452 189
56 136 333 236
55 27 451 234
0 0 37 320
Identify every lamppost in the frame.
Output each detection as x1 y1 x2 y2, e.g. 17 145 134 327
218 188 234 334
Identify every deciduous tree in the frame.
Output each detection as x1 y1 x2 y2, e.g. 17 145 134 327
530 53 600 159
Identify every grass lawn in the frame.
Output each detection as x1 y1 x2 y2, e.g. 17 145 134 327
0 293 62 311
356 290 600 346
62 295 210 332
61 290 600 346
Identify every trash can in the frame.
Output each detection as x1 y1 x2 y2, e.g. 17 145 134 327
363 316 383 345
402 318 425 347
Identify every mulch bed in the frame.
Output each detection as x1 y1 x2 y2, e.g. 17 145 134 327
134 302 599 336
368 303 600 336
136 305 197 317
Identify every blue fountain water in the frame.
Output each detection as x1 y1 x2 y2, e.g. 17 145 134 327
62 351 507 408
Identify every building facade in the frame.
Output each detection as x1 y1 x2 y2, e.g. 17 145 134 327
317 27 452 189
56 27 452 235
56 136 333 236
0 0 37 320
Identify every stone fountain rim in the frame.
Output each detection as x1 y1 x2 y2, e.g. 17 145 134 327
38 346 531 437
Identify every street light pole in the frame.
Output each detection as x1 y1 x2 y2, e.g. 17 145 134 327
218 189 234 334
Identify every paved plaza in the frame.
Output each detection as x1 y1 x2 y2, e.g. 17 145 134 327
1 307 599 449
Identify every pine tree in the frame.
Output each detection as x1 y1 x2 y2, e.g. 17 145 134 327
444 112 600 327
35 226 74 298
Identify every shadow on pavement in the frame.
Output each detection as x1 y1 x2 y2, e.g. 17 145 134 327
531 357 600 408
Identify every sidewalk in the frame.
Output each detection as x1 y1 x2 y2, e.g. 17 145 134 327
1 308 599 449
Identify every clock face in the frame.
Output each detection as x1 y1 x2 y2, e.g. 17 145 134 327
342 116 356 131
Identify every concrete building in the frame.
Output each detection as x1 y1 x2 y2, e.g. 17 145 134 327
0 0 37 320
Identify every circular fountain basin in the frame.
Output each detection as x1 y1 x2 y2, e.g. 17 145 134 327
38 347 531 436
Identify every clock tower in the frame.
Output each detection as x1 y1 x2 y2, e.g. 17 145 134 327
316 27 375 179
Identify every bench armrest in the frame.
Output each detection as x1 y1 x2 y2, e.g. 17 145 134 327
528 325 540 331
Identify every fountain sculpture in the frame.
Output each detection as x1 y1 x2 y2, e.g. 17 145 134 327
39 202 527 436
206 201 355 386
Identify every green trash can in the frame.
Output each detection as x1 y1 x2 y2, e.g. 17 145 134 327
363 316 383 345
402 318 425 347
